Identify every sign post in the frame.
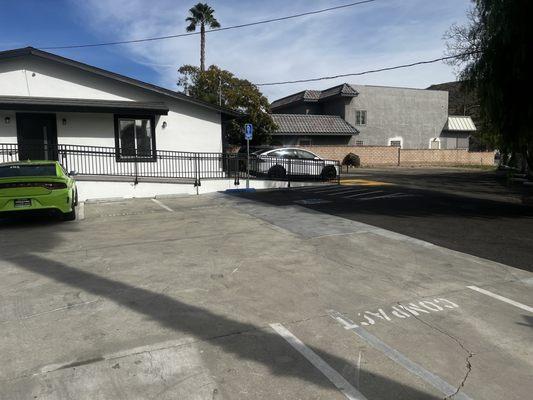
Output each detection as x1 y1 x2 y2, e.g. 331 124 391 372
244 123 253 189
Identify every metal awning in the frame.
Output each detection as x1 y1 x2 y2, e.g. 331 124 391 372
0 96 169 115
444 116 476 131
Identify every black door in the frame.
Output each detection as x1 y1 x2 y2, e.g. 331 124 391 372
16 113 58 160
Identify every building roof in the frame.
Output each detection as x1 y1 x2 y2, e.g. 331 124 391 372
444 116 477 132
271 84 358 110
0 47 241 117
0 96 169 115
271 114 359 136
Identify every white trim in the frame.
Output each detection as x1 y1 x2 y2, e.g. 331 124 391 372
429 137 441 149
388 136 403 148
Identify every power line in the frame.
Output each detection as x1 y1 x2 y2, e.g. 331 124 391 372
39 0 376 50
255 52 478 86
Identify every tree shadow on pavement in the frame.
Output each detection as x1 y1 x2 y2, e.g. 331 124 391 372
2 222 442 399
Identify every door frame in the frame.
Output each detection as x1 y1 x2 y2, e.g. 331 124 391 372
16 112 58 160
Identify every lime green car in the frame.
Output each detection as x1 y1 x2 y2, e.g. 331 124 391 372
0 161 77 221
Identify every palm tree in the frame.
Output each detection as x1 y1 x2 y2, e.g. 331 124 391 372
185 3 221 72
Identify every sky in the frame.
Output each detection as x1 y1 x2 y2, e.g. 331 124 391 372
0 0 472 101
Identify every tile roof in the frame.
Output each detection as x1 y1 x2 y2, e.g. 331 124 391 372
445 116 477 131
319 84 358 100
271 84 358 109
271 114 359 136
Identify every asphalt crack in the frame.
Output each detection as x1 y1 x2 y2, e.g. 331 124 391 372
396 302 475 399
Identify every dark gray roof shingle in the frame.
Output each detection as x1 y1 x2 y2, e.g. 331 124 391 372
271 84 358 109
271 114 358 136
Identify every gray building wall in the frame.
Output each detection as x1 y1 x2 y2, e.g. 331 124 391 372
345 85 449 149
439 132 470 149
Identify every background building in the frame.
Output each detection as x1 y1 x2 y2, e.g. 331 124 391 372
270 83 476 149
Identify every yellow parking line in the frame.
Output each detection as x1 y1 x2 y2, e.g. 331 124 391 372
340 178 393 187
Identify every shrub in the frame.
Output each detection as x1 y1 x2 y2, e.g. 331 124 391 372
342 153 360 168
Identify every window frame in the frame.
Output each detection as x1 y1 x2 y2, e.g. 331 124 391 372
114 114 157 162
355 110 367 126
429 137 441 149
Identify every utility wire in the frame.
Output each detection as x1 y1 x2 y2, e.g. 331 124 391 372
254 52 479 86
39 0 376 50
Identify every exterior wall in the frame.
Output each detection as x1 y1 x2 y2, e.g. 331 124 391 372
439 132 470 150
344 85 449 149
399 149 494 166
298 145 399 166
0 111 17 143
0 55 223 153
321 98 348 118
77 178 315 202
293 145 495 167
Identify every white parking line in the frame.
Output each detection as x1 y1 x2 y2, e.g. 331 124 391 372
467 286 533 313
151 198 174 212
325 188 370 196
293 185 335 191
342 190 383 199
329 311 473 400
311 186 349 194
270 323 367 400
358 193 412 201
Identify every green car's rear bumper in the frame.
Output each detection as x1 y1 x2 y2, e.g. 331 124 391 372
0 188 73 215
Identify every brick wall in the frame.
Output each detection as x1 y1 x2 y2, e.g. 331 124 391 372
399 149 495 166
299 146 495 167
226 144 495 167
299 145 399 166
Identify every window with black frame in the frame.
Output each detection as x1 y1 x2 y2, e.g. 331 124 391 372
115 116 156 161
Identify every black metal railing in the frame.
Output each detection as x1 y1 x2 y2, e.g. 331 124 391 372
0 143 340 186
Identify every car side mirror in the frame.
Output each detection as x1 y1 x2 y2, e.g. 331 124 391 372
69 170 77 176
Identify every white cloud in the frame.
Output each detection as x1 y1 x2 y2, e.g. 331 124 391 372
71 0 471 101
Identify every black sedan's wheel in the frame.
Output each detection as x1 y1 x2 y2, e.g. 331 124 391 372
268 165 287 179
320 165 337 180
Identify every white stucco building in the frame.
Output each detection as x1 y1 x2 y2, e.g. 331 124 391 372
0 47 253 200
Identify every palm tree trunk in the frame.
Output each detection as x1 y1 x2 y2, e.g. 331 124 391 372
200 23 206 72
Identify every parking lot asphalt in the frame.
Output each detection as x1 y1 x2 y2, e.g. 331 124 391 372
232 169 533 273
1 188 532 399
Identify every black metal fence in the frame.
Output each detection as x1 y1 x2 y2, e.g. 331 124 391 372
0 143 340 186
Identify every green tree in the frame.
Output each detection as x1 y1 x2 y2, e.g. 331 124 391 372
185 3 221 72
178 65 277 145
445 0 533 172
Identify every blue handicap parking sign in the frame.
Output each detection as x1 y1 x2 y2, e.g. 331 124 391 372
244 123 253 140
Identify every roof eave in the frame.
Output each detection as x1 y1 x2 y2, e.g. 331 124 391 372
0 47 241 118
